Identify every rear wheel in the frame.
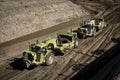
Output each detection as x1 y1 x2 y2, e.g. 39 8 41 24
77 28 81 38
45 52 54 65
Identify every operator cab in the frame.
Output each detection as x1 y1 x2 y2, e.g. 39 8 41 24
31 44 48 54
81 24 93 34
31 44 41 53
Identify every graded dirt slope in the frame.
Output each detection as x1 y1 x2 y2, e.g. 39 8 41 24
0 0 89 44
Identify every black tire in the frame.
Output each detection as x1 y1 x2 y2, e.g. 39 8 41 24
45 52 54 66
74 38 79 48
77 28 81 38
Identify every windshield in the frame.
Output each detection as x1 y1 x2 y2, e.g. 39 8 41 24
82 24 91 28
31 46 41 52
95 19 103 22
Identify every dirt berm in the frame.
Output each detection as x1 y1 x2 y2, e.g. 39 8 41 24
0 0 89 44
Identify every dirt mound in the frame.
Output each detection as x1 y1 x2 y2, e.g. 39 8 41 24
0 0 89 44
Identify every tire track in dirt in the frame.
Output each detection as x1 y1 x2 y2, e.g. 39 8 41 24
46 16 120 80
36 23 110 80
67 23 120 80
43 22 113 80
55 26 112 80
55 17 120 80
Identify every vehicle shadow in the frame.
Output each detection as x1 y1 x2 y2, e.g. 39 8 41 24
71 37 120 80
9 58 25 71
9 50 63 71
9 57 37 70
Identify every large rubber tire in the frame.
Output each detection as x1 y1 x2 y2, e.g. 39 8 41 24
74 39 79 48
45 53 54 66
77 28 81 38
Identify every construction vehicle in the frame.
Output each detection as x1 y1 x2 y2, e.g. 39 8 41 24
77 24 96 39
89 17 106 29
52 31 79 54
77 17 106 39
22 39 56 68
22 31 78 68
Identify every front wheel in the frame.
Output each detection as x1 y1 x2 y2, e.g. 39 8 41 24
45 53 54 66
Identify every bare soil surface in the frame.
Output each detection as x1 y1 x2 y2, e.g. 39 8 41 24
0 0 88 44
0 0 120 80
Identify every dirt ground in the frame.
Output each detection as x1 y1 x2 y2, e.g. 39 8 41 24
0 0 120 80
0 0 88 44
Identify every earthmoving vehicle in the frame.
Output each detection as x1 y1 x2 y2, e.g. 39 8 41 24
77 18 106 38
77 24 96 39
43 31 79 55
22 31 78 68
22 39 56 68
53 31 79 54
89 17 106 29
